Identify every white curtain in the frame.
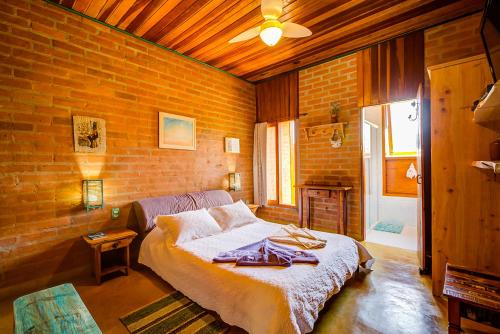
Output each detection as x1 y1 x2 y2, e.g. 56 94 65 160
253 122 267 205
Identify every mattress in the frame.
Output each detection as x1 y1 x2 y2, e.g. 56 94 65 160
139 220 373 334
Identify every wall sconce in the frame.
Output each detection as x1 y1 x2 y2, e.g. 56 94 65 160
229 173 241 191
83 179 104 211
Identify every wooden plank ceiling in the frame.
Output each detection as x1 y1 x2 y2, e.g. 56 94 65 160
50 0 484 82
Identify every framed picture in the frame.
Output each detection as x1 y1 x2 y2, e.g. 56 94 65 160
159 112 196 150
225 137 240 153
73 116 106 153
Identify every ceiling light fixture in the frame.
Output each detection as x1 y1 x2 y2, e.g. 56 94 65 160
259 20 283 46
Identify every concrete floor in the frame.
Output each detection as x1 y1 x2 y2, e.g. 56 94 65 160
0 242 455 334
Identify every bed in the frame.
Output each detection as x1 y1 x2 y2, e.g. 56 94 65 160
131 190 373 334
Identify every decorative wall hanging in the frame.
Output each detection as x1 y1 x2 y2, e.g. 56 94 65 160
73 116 106 153
225 137 240 153
406 163 418 179
330 129 343 148
159 112 196 150
304 122 347 148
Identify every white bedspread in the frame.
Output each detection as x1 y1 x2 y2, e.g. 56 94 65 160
139 220 373 334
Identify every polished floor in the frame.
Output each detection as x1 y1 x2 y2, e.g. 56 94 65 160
0 242 457 334
366 225 418 251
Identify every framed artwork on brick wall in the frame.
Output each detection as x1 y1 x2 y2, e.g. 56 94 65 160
73 116 106 153
225 137 240 153
159 112 196 150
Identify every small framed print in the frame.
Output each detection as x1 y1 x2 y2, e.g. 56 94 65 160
225 137 240 153
159 112 196 150
73 116 106 153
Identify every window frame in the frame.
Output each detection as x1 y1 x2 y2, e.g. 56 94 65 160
266 120 297 208
383 104 417 158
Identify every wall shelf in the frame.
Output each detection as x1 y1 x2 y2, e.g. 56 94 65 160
304 122 347 140
473 80 500 132
472 161 500 174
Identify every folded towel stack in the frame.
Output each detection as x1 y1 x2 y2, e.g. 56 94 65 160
268 224 327 249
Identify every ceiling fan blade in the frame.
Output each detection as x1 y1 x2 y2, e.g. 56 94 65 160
282 22 312 38
261 0 282 19
229 26 261 43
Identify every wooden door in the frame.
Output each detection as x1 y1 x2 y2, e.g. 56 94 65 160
415 84 426 273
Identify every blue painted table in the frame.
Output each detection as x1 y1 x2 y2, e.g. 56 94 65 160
14 283 101 334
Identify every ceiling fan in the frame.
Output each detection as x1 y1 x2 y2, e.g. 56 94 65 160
229 0 312 47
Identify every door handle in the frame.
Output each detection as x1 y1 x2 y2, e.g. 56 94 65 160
417 175 422 184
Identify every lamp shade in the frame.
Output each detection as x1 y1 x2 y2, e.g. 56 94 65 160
83 179 103 211
229 173 241 191
259 20 283 46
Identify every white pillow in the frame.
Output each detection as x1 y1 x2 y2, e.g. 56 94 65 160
208 200 257 231
156 208 222 246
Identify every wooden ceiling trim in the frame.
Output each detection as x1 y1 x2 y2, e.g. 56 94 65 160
96 0 121 22
72 0 92 13
124 0 169 34
142 0 212 42
245 1 483 81
172 1 262 53
222 0 405 74
85 0 109 18
153 0 226 45
102 0 136 25
115 1 150 29
158 0 242 47
61 0 76 8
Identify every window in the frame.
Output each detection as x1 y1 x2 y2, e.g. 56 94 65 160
266 120 296 206
384 100 418 157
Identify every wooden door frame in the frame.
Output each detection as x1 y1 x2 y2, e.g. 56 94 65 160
359 100 432 275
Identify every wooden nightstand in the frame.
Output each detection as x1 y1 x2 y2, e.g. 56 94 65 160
246 204 259 214
83 229 137 284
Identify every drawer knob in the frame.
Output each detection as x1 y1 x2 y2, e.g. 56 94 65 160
112 242 119 249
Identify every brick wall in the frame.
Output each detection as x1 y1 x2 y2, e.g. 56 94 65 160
0 0 255 298
425 13 483 68
258 54 361 239
298 55 361 237
424 13 484 97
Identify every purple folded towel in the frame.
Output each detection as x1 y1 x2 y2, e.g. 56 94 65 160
213 239 319 267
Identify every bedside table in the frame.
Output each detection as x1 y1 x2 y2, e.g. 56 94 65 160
246 204 259 214
83 229 137 284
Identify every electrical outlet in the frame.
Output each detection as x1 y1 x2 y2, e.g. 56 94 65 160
111 207 120 219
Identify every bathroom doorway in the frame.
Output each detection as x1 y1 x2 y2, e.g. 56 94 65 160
362 100 420 250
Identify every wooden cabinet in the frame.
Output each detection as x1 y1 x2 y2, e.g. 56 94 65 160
296 184 352 235
428 55 500 296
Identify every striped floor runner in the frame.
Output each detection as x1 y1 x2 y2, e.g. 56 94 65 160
120 291 230 334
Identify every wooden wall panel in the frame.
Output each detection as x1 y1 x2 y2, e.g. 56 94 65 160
384 157 418 197
429 55 500 296
256 71 298 123
358 31 424 107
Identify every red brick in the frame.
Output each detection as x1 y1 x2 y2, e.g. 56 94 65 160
1 0 255 299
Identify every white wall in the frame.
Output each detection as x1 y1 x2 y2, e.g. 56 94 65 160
363 105 417 229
